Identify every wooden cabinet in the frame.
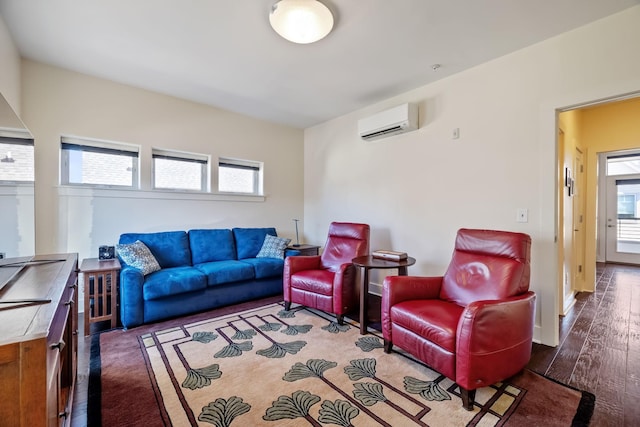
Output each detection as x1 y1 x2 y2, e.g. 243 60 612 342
0 253 78 427
80 258 120 335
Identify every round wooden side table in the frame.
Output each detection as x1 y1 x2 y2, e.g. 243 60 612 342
352 255 416 334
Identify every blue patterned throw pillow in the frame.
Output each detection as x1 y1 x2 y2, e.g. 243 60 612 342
116 240 161 275
256 234 291 259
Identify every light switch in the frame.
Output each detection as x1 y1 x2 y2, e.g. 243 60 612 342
516 208 528 223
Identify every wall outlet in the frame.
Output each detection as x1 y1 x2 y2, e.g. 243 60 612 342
516 208 528 223
452 127 460 139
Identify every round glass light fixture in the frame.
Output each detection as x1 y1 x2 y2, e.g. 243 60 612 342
269 0 334 44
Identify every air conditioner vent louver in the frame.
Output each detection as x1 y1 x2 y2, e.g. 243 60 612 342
358 103 418 141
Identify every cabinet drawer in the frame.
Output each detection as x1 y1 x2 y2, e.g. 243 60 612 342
47 298 71 385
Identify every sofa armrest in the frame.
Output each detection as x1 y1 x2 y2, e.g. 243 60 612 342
119 266 145 329
456 291 536 389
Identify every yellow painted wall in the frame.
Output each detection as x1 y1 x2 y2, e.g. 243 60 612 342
580 97 640 290
558 109 584 308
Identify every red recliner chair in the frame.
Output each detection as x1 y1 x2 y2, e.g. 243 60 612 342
283 222 370 324
381 228 535 410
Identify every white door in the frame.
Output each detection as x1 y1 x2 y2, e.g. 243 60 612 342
606 175 640 264
571 149 584 298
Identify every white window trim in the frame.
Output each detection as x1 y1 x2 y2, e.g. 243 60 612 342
152 147 210 192
60 135 140 188
0 135 35 183
56 185 265 202
217 156 263 195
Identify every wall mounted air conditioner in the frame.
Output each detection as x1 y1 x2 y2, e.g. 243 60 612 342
358 103 418 141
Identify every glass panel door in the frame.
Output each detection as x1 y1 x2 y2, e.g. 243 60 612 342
606 176 640 264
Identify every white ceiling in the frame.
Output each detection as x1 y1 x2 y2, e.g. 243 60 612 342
1 0 638 129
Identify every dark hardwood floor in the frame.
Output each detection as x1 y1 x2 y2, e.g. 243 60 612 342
71 263 640 426
527 263 640 426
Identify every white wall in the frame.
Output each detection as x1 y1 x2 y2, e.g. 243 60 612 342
304 6 640 346
0 14 35 259
20 60 304 309
0 14 20 113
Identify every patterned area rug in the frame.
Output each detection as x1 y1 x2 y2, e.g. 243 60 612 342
89 298 594 426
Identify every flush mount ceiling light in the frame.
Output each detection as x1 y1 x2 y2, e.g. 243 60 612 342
269 0 334 44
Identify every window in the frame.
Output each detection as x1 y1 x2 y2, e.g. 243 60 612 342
61 136 139 187
152 148 209 191
0 136 34 182
607 153 640 176
218 158 261 194
617 194 636 219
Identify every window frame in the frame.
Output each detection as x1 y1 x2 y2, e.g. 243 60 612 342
151 148 210 192
0 135 35 183
218 157 262 195
60 136 140 188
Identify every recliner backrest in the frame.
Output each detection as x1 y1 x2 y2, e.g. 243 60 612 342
440 228 531 306
320 222 370 272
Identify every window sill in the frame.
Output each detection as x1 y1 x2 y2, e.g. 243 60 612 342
0 182 34 195
56 186 265 202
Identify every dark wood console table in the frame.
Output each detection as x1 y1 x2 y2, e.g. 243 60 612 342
287 244 320 256
352 255 416 334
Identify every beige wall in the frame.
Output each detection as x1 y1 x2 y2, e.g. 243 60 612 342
304 6 640 345
0 15 34 259
0 14 20 114
21 60 305 263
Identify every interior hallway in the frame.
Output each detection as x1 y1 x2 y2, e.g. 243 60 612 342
528 263 640 426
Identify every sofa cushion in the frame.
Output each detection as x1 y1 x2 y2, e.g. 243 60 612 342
119 231 191 268
233 227 277 259
256 234 291 259
143 266 207 300
195 260 255 286
189 229 236 264
115 240 161 276
240 258 285 279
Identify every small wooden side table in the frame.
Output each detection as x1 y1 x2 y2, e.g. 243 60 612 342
80 258 121 335
287 244 321 256
352 255 416 335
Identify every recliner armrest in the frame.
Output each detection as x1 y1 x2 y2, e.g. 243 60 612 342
457 291 536 352
284 255 322 274
455 291 536 389
381 276 443 342
382 275 443 308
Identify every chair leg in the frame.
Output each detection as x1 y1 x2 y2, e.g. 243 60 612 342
383 340 393 353
284 301 291 311
460 388 476 411
336 314 344 325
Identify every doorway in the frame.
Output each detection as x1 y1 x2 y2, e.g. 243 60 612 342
557 95 640 321
603 153 640 265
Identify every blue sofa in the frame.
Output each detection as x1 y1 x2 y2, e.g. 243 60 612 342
118 227 295 328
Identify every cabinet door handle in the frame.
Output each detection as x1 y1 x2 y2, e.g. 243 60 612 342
65 299 74 306
51 340 66 351
59 410 68 419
